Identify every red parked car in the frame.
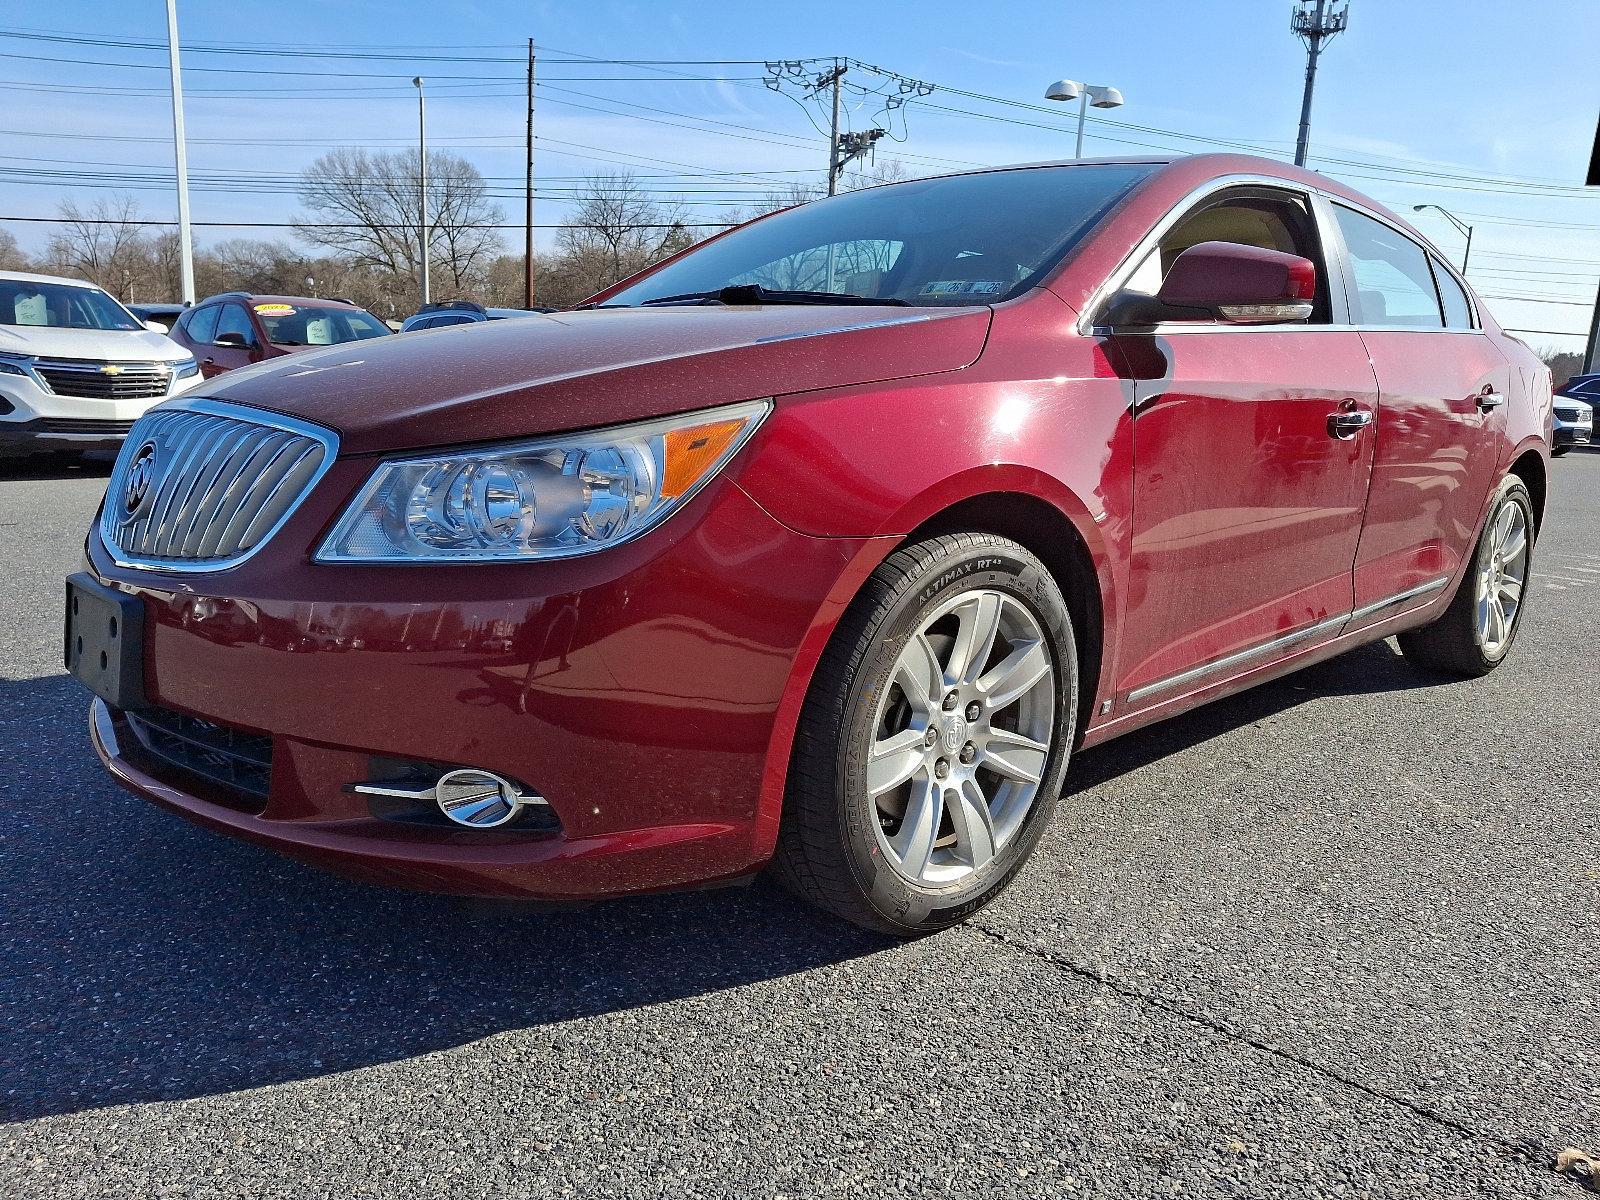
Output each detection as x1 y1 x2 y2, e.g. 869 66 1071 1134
165 292 389 377
67 154 1550 935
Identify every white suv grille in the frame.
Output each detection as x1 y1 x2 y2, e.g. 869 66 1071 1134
99 400 337 570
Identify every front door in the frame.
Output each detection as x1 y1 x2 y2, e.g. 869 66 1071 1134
1327 204 1508 627
1109 186 1379 708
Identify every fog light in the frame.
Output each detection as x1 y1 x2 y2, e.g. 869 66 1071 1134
351 767 546 829
435 768 526 829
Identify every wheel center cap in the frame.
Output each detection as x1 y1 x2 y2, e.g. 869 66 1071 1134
939 713 967 754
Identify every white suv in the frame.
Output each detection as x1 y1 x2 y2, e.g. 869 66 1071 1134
0 271 203 458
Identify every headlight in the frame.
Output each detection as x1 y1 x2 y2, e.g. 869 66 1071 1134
316 399 770 563
169 357 200 379
0 355 33 378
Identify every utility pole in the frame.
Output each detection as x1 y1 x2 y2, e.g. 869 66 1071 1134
413 76 430 306
823 59 845 196
1584 280 1600 374
1291 0 1349 168
164 0 195 304
524 38 536 310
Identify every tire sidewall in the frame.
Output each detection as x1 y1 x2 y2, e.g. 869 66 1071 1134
836 540 1076 932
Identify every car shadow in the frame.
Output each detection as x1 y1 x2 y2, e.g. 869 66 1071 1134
3 640 1438 1121
1066 638 1438 791
0 453 116 482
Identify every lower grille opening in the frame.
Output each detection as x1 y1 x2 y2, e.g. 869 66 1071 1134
122 705 272 813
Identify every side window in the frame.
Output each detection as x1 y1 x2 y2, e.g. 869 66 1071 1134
1431 257 1474 329
1333 206 1443 328
1122 189 1333 323
186 304 220 345
215 303 258 346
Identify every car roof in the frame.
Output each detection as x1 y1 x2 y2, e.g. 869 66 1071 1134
0 269 114 290
197 292 365 309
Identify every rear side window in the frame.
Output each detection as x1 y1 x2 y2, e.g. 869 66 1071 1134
185 304 220 345
1431 258 1474 329
1334 206 1443 328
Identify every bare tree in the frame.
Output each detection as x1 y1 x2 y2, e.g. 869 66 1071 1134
0 227 29 272
44 195 150 290
557 173 692 296
295 147 504 296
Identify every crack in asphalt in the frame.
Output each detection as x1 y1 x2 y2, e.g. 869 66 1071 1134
968 920 1564 1183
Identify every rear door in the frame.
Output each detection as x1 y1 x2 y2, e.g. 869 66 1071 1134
1112 184 1380 708
1329 204 1508 629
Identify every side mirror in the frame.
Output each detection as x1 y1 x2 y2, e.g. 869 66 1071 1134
214 331 250 349
143 319 169 334
1104 241 1317 327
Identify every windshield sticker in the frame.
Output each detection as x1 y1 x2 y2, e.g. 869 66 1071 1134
919 280 1007 296
254 303 296 316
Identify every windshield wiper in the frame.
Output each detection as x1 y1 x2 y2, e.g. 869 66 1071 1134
637 284 909 308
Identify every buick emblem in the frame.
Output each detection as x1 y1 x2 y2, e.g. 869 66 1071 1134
123 441 158 516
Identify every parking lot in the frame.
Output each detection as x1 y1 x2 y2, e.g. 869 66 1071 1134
1 450 1595 1198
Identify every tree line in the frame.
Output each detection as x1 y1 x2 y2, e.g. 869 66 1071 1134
0 148 861 317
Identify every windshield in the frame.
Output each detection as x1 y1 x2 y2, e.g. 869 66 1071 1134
0 280 141 331
253 302 389 346
604 164 1155 308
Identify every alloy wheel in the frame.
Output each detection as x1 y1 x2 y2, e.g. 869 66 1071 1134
1475 500 1528 658
867 589 1056 886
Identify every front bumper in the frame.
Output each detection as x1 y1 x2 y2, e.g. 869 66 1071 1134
82 475 867 900
1554 406 1593 450
1 366 201 453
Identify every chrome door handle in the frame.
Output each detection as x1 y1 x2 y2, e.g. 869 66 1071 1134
1477 389 1504 411
1328 408 1374 439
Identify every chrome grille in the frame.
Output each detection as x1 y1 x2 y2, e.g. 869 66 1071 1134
100 399 337 571
35 357 172 400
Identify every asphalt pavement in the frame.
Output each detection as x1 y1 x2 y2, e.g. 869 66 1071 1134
1 449 1595 1199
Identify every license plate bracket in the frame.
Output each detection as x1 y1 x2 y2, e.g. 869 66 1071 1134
65 572 147 710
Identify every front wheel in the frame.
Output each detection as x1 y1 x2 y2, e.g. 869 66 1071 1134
1399 476 1534 678
774 533 1077 936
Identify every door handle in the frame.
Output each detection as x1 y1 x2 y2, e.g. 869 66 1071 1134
1327 407 1374 439
1477 389 1505 411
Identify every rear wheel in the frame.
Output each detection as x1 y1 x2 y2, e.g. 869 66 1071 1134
774 533 1076 935
1398 476 1534 678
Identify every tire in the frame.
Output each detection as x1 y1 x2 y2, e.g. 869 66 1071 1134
773 532 1077 936
1398 475 1534 678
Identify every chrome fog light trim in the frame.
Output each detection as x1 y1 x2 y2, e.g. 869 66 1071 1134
352 768 546 829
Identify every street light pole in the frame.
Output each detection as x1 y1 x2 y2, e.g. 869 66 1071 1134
164 0 195 305
413 76 430 306
1045 79 1125 159
1412 204 1474 275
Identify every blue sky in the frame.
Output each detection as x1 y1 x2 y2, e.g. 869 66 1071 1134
3 0 1597 347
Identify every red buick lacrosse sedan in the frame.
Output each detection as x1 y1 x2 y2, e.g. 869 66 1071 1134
68 154 1550 934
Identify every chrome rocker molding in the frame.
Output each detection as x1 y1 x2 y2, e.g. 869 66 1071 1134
1126 576 1450 706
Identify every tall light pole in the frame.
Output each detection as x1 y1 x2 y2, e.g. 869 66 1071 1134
164 0 195 304
413 75 430 306
1411 204 1474 275
1291 0 1349 168
1045 79 1125 158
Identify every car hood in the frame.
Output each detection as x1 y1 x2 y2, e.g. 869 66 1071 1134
0 324 186 362
203 305 992 455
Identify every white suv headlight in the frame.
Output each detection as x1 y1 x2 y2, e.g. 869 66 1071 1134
316 399 770 563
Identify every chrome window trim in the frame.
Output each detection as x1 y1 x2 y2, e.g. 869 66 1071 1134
1124 576 1450 706
98 396 340 575
1080 172 1480 338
